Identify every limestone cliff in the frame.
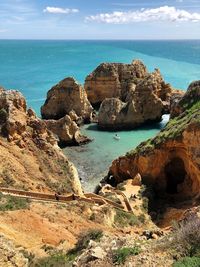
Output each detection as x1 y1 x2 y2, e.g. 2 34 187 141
0 88 82 195
85 59 182 129
41 77 93 122
85 59 148 106
108 81 200 199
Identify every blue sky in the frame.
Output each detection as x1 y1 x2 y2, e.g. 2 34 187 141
0 0 200 39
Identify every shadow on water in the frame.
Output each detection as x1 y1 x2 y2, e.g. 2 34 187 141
86 118 168 132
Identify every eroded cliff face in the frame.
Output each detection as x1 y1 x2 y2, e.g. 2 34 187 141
41 77 93 121
85 59 182 130
98 69 174 129
84 59 148 106
109 81 200 199
0 88 82 195
43 115 91 146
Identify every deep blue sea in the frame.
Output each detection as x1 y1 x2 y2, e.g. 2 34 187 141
0 40 200 190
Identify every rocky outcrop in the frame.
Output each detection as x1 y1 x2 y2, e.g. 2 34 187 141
41 77 93 122
44 115 91 146
85 59 148 106
170 80 199 118
108 81 200 199
0 235 28 267
98 69 178 129
0 87 82 195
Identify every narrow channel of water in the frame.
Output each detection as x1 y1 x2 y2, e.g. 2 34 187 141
64 115 170 192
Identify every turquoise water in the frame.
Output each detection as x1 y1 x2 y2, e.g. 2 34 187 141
64 115 169 191
0 40 200 191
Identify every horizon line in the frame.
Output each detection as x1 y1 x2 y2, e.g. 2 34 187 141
0 38 200 41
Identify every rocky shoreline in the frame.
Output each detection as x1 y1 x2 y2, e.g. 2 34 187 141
1 59 200 267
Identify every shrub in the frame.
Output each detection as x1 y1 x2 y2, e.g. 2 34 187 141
162 213 200 259
138 213 146 224
171 214 200 257
0 194 30 211
0 108 8 124
113 246 141 264
173 256 200 267
114 209 139 227
72 229 103 253
33 253 74 267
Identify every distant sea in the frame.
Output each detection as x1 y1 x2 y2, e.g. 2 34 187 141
0 40 200 191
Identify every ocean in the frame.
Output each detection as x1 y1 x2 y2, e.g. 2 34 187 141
0 40 200 191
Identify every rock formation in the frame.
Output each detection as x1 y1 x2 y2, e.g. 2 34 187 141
85 59 182 129
108 81 200 199
0 87 82 195
85 59 148 106
41 77 93 122
0 235 28 267
44 115 91 146
98 67 180 129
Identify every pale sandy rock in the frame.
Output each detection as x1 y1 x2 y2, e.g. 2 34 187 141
132 173 142 186
0 88 83 195
0 235 28 267
44 115 91 146
41 77 93 121
85 59 148 106
98 70 170 129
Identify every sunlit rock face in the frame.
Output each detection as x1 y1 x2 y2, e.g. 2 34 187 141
0 87 82 195
108 81 200 199
41 77 93 122
88 59 180 129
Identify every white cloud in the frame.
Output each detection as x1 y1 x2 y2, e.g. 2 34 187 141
43 7 79 14
86 6 200 24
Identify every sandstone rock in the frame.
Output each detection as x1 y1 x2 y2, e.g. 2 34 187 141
41 77 93 121
0 235 28 267
91 246 107 259
44 115 91 146
0 88 83 195
108 81 200 199
171 80 199 118
132 173 142 186
98 69 172 129
0 89 27 140
85 59 148 106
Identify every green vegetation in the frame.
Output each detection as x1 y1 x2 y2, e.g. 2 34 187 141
114 209 139 227
0 108 8 124
112 246 141 264
0 193 30 211
162 214 200 267
137 213 146 223
0 169 15 187
173 257 200 267
33 229 103 267
116 182 126 191
71 229 103 253
126 100 200 157
33 253 75 267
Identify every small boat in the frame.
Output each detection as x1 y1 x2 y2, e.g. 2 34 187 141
113 134 120 140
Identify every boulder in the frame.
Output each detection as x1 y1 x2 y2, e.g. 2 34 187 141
41 77 93 122
44 115 91 146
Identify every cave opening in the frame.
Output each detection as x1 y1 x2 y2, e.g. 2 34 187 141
164 157 186 194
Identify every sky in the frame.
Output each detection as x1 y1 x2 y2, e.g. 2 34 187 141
0 0 200 39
